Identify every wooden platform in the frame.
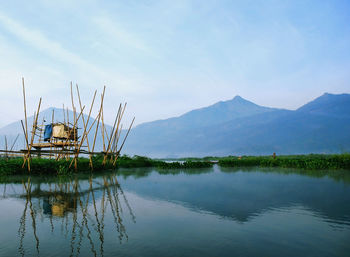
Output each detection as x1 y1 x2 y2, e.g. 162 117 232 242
31 142 78 149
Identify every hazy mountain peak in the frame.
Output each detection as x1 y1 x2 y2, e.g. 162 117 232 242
297 93 350 117
298 93 350 112
231 95 247 101
213 95 257 109
134 95 278 133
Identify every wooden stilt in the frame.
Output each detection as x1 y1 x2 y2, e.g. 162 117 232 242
22 98 42 171
113 117 135 166
10 134 19 152
101 101 106 153
69 88 96 170
50 109 54 159
4 136 8 160
103 105 121 165
71 82 77 163
76 85 96 153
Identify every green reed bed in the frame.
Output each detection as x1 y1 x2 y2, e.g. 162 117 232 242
218 154 350 170
0 155 213 176
155 160 213 169
0 157 117 176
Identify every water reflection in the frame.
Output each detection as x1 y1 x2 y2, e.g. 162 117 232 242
118 166 350 225
0 167 350 257
220 166 350 184
6 175 135 257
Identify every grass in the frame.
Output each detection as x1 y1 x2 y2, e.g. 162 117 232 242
1 154 349 177
0 157 116 176
0 155 213 176
218 154 350 170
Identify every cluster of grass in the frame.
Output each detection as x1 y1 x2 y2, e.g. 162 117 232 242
116 155 156 168
0 157 117 176
218 154 350 170
155 160 213 169
0 155 213 176
2 154 348 177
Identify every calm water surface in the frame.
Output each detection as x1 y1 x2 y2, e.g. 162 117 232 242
0 165 350 257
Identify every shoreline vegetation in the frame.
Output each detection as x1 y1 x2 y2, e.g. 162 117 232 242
0 154 349 176
0 155 214 176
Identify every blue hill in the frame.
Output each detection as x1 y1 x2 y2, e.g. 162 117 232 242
124 93 350 157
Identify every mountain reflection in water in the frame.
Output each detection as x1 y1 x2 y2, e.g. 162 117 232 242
1 166 350 257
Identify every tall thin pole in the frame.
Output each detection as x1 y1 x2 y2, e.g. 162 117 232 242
22 78 29 153
10 134 20 151
114 117 135 166
22 97 42 172
4 136 8 160
76 84 96 153
91 87 106 169
71 82 77 160
69 88 96 170
50 108 54 159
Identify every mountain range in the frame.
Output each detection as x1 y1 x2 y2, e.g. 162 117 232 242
0 93 349 157
123 93 350 157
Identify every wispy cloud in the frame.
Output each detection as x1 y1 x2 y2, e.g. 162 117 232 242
0 11 104 76
93 16 153 55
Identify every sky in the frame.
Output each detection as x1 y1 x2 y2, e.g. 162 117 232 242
0 0 349 127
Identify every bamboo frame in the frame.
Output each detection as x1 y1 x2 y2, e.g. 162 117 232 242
2 80 134 172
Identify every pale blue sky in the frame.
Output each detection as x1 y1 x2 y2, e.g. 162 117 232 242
0 0 349 127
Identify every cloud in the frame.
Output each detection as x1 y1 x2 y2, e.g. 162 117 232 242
93 16 153 55
0 11 105 76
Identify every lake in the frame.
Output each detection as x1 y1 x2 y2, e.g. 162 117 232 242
0 165 350 257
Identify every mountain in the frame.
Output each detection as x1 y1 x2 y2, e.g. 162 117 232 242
125 96 281 154
136 95 278 131
297 93 350 118
123 93 350 157
1 93 349 157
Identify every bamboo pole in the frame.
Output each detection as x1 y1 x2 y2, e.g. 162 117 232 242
103 105 121 165
22 98 42 171
20 120 29 153
69 94 97 170
70 88 96 170
50 109 54 159
90 87 106 170
63 103 66 125
4 136 8 160
71 83 77 162
66 107 70 160
110 103 127 162
75 85 97 169
113 124 123 154
22 78 29 154
114 117 135 166
10 134 20 151
76 85 96 153
101 102 106 153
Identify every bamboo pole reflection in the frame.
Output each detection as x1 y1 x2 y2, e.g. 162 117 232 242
15 175 134 257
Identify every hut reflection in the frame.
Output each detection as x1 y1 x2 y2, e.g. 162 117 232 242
16 175 135 257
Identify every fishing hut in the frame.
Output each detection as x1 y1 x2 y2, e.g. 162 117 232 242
32 123 78 150
0 78 135 172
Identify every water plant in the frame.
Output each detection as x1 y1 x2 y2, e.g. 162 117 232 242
218 154 350 170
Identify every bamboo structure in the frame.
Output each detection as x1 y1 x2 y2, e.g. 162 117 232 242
1 79 135 172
